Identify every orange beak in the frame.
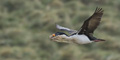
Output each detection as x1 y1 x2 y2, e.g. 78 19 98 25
52 34 55 37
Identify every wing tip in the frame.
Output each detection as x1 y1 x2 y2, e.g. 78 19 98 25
95 7 104 13
56 24 60 28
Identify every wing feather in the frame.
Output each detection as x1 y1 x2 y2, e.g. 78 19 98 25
56 24 77 34
78 7 104 34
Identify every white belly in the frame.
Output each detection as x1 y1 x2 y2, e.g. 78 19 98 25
70 34 93 44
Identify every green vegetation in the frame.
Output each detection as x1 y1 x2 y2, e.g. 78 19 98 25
0 0 120 60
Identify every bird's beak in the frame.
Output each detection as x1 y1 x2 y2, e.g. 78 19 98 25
49 34 56 40
52 34 56 37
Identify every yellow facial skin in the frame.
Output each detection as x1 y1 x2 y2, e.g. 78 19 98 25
49 34 72 43
52 34 55 37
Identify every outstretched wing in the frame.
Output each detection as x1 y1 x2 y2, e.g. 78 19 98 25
78 7 104 34
56 24 77 34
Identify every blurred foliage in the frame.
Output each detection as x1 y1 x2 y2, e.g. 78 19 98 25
0 0 120 60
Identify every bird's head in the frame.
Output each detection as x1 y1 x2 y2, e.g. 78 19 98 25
49 32 69 42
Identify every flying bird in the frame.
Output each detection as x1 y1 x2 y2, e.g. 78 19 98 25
50 7 105 44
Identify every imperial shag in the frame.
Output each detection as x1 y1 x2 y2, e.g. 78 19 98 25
50 7 105 44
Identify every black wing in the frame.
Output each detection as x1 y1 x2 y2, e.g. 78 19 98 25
78 7 104 35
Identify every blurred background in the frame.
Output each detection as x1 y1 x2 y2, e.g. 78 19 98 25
0 0 120 60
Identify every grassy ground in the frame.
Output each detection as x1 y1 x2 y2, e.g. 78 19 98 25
0 0 120 60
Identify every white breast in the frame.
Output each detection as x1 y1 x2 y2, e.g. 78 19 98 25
70 34 93 44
